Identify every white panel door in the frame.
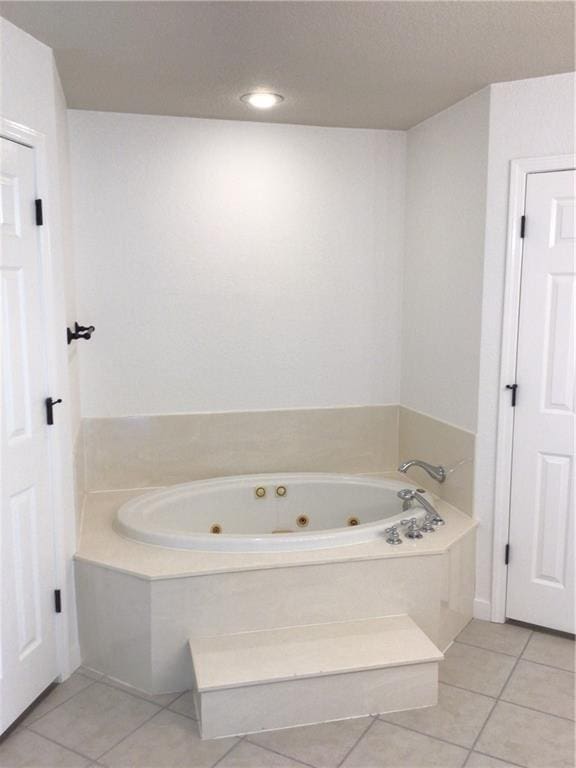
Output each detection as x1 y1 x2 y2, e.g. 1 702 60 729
1 137 59 732
506 169 575 633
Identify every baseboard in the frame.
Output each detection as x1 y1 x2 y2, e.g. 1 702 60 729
473 598 492 621
66 642 82 678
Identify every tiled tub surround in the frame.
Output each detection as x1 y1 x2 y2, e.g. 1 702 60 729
75 479 476 697
398 407 475 515
81 406 399 491
74 427 87 545
76 404 474 511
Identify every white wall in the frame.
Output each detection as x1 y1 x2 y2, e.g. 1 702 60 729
474 72 576 618
0 17 79 673
400 89 491 432
69 111 405 418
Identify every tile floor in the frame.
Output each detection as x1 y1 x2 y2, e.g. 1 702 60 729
0 620 573 768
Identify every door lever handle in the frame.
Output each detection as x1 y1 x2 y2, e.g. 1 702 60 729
45 397 63 426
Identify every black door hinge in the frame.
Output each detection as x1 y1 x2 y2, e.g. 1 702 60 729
505 544 510 565
45 397 63 425
54 589 62 613
35 199 44 226
520 215 526 238
506 383 518 407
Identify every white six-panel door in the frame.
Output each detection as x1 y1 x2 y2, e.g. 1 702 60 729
1 137 59 732
506 169 575 633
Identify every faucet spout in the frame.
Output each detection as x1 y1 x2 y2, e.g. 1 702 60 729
398 459 446 483
397 489 444 525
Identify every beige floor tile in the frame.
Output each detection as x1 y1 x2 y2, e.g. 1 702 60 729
101 677 181 706
522 632 575 672
476 701 575 768
466 753 520 768
457 620 532 657
23 672 95 725
29 682 160 760
501 660 575 720
0 728 90 767
382 683 495 747
341 720 468 768
99 710 237 768
248 716 372 768
440 643 516 697
167 691 197 719
217 742 309 768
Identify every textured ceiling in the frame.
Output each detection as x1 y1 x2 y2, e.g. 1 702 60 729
1 1 574 129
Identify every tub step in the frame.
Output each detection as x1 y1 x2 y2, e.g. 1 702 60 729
189 614 443 739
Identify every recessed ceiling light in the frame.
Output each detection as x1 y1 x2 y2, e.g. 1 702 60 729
240 92 284 109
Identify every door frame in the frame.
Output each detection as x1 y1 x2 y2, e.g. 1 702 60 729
491 154 576 623
1 116 80 686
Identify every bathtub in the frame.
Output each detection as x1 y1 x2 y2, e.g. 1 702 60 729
115 473 431 552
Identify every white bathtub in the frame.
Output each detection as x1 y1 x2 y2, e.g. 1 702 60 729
115 473 431 552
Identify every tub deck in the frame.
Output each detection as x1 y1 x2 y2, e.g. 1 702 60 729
76 472 476 580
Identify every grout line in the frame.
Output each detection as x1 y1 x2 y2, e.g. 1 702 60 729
241 738 316 768
453 638 528 659
498 698 575 723
439 679 574 724
27 678 179 763
210 736 249 768
469 748 530 768
433 681 497 700
94 705 168 763
98 676 182 707
376 716 474 752
516 657 575 674
165 691 199 720
438 681 496 701
23 677 98 726
465 629 534 763
454 636 576 672
336 716 377 767
23 726 96 763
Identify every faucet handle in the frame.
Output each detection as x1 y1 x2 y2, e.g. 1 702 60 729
400 517 424 539
420 511 436 532
385 525 402 545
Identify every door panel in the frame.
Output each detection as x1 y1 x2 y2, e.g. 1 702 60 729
1 137 59 732
506 169 575 633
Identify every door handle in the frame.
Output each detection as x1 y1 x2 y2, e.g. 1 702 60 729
45 397 63 426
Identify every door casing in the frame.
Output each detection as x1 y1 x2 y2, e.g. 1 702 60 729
1 116 80 702
491 154 576 624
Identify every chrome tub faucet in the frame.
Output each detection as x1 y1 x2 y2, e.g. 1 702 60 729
397 489 445 527
398 459 446 484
